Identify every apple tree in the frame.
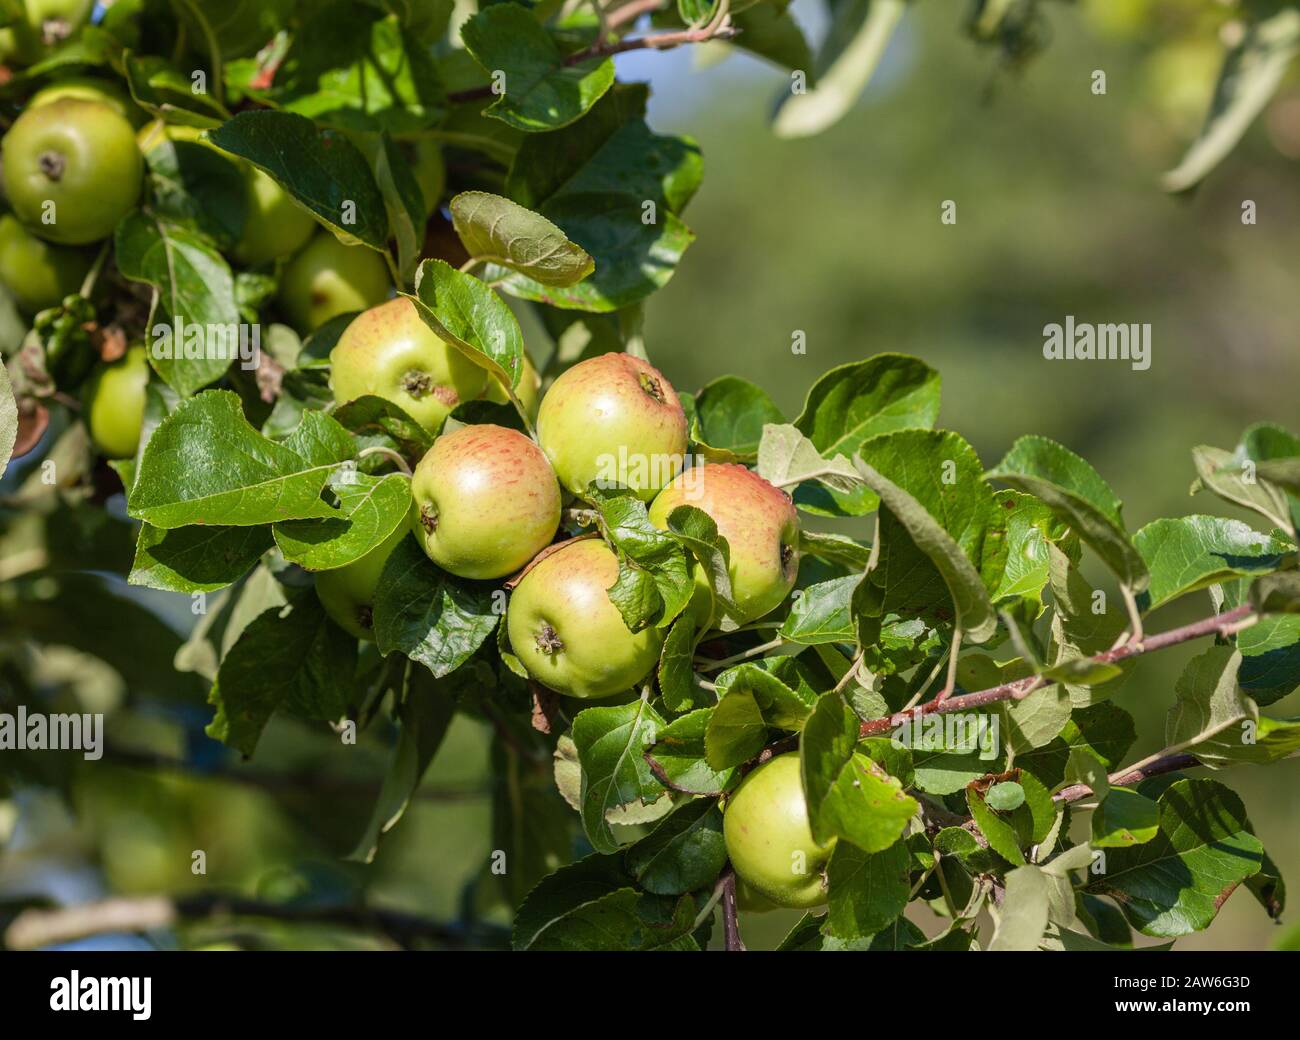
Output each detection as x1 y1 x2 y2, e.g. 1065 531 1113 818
2 0 1300 953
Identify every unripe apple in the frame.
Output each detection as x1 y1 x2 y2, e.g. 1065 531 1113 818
411 423 560 579
507 538 663 699
232 165 317 266
330 296 487 433
83 344 150 459
279 232 390 333
315 523 410 640
30 76 146 126
484 350 541 419
536 353 687 501
723 752 835 910
648 463 799 628
0 213 92 313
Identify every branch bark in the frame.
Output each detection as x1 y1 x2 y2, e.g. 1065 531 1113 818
1053 751 1202 804
720 870 746 951
857 603 1254 738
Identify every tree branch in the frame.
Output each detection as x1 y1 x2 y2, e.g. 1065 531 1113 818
446 22 737 105
1053 751 1202 804
4 894 509 951
720 869 746 951
857 603 1254 738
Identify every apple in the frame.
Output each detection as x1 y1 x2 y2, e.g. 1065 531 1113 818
279 232 390 333
2 98 143 245
536 352 688 501
315 523 410 640
410 423 560 579
723 752 835 910
5 0 93 64
0 214 93 313
483 350 542 419
29 76 146 126
507 538 663 699
330 296 487 433
82 344 150 459
232 166 317 266
648 463 799 628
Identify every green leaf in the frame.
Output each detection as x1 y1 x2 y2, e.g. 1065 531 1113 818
989 865 1051 950
142 138 248 250
346 665 456 863
1191 440 1296 538
238 6 447 134
510 853 631 949
499 85 702 311
371 537 499 678
408 258 526 392
1237 611 1300 706
989 490 1068 611
772 0 907 139
1162 8 1300 193
854 433 999 643
1164 646 1253 755
689 376 784 464
207 110 389 249
123 51 229 126
129 392 353 528
968 786 1026 866
273 471 411 571
985 781 1025 811
665 504 739 630
797 530 872 572
130 523 272 593
626 798 726 896
988 434 1148 592
823 839 910 940
207 594 357 756
757 423 862 499
587 485 693 630
729 5 815 74
1134 515 1291 612
0 362 16 480
658 613 710 713
572 698 667 854
791 354 940 515
645 708 736 795
114 212 240 396
1086 779 1263 937
450 191 593 287
781 574 858 645
461 4 615 132
1092 788 1160 849
801 693 916 852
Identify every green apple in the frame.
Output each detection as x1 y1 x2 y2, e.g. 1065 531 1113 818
536 352 688 501
5 0 93 64
648 463 799 628
330 296 487 433
2 98 143 245
83 344 150 459
279 232 390 333
411 423 560 579
0 214 92 313
507 538 663 699
484 350 541 419
315 523 410 640
29 76 146 126
232 165 317 266
723 752 835 910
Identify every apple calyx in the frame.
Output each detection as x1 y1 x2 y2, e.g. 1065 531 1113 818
419 504 439 533
400 369 436 398
637 371 666 404
535 623 565 655
356 605 374 631
39 151 65 180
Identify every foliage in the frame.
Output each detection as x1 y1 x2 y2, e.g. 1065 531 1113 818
1 0 1299 953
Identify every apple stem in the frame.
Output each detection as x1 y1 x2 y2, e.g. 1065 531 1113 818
720 870 746 952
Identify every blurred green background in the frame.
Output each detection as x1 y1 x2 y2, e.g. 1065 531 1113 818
3 0 1299 951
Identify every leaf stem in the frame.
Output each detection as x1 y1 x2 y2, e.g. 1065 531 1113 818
694 637 785 672
357 446 413 476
